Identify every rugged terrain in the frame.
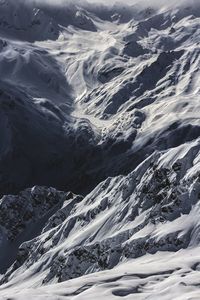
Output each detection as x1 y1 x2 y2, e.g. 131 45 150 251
0 0 200 299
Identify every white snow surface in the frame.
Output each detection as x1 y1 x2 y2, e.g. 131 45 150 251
0 0 200 299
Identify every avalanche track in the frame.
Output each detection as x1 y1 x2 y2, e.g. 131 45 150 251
0 0 200 299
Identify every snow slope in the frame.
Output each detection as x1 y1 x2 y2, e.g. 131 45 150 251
0 0 200 299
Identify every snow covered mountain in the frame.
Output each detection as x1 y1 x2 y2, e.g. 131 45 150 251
0 0 200 299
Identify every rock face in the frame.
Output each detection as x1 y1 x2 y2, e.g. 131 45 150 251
0 0 200 299
0 186 77 273
0 186 70 241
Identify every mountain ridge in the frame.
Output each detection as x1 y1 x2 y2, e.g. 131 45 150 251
0 1 199 299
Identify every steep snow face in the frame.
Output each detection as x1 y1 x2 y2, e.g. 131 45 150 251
0 39 72 104
0 138 200 297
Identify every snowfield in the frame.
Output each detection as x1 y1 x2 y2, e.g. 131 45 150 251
0 0 200 299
